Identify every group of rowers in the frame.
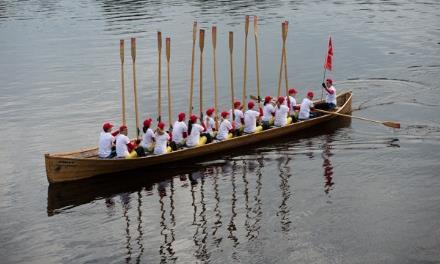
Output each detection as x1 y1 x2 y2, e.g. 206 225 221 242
98 79 337 159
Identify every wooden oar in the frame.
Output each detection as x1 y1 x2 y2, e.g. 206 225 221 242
131 37 140 137
277 22 286 98
212 25 219 130
253 16 261 104
199 29 205 121
314 109 401 128
120 39 126 125
166 37 172 129
242 15 250 110
189 22 197 116
157 31 162 122
229 31 235 121
283 21 289 97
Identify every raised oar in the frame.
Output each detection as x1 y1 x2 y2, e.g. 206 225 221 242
189 21 197 116
131 37 140 137
157 31 162 122
229 31 235 121
242 15 250 110
314 109 401 128
212 25 219 130
199 29 205 121
277 22 286 98
120 39 126 125
283 21 289 97
166 37 172 129
254 16 261 104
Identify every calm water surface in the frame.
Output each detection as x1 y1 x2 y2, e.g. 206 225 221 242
1 0 439 263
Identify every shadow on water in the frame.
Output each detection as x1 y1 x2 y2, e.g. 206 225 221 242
47 117 352 216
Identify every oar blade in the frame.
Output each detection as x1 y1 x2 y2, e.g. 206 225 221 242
383 121 401 129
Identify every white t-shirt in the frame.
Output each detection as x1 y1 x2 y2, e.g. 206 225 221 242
172 121 187 144
98 132 115 158
154 132 170 155
186 124 205 147
325 85 337 105
140 128 154 149
244 109 260 133
298 98 314 120
274 105 289 127
204 116 215 134
288 96 297 112
230 109 244 127
116 134 130 158
217 119 233 141
262 103 275 122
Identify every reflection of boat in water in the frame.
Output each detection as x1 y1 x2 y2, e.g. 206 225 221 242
44 92 352 183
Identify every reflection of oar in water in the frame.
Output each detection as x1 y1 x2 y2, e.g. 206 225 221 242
314 109 400 128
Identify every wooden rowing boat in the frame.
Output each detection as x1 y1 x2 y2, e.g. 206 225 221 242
45 91 352 183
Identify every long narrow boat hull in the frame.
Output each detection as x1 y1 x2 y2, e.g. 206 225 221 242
45 91 352 183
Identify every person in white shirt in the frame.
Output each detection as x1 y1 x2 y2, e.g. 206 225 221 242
154 122 171 155
298 91 316 120
204 108 216 143
171 112 188 149
140 118 155 153
262 96 276 129
321 78 337 109
274 97 291 127
217 111 234 141
230 101 244 136
116 125 137 158
287 88 299 121
98 122 119 158
244 101 262 134
186 115 207 147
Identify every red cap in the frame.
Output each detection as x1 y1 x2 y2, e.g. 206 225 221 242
206 108 214 116
277 96 285 104
178 112 186 121
143 118 152 127
190 114 198 122
234 101 241 108
307 91 314 98
103 122 113 131
326 78 333 84
119 125 128 131
248 101 255 109
288 88 297 94
221 111 230 118
264 96 272 103
157 122 165 130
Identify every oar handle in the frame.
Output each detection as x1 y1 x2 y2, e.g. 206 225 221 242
131 37 136 61
120 39 124 64
245 15 250 36
212 26 217 49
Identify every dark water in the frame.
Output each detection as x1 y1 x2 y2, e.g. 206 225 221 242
1 0 440 263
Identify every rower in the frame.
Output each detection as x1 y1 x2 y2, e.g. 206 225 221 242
298 91 316 120
287 88 299 122
140 118 155 153
186 115 207 147
321 78 337 109
274 97 292 127
230 101 244 136
217 111 234 141
98 122 119 158
262 96 275 130
204 108 216 143
244 101 263 134
154 122 171 155
116 125 138 158
171 112 188 150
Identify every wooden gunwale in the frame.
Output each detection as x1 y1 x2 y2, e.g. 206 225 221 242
45 91 352 183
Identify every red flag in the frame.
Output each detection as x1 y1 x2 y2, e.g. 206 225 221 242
324 37 333 71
